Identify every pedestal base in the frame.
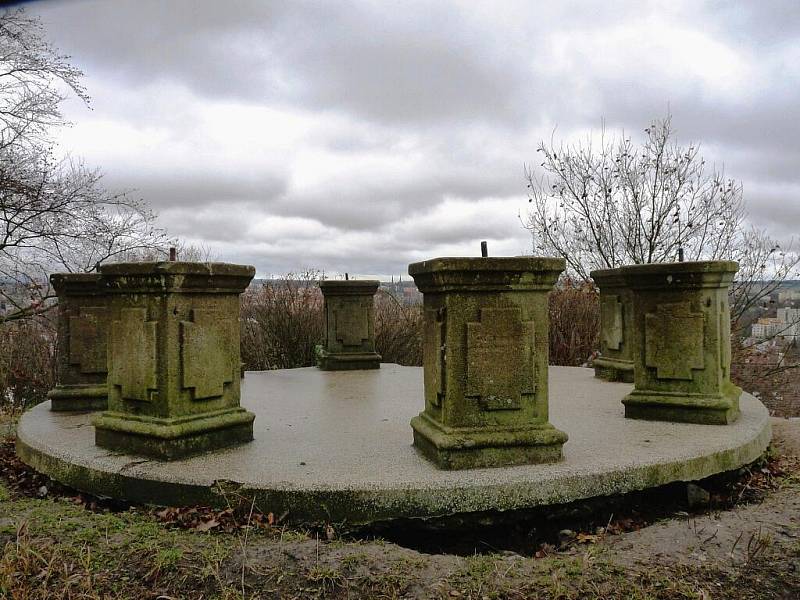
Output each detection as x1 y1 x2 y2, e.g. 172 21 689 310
622 384 741 425
316 348 381 371
410 412 567 470
48 384 107 412
593 357 634 383
93 407 255 460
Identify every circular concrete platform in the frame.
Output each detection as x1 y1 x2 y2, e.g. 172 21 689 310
17 366 771 524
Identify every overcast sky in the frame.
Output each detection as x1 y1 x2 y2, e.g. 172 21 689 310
28 0 800 278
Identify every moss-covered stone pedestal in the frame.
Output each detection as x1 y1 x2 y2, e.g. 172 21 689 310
408 257 568 469
48 273 112 411
621 261 741 425
316 280 381 370
92 262 256 460
591 268 634 382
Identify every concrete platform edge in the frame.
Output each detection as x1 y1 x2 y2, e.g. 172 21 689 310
15 400 772 525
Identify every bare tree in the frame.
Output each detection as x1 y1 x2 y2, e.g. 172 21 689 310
0 8 170 322
524 114 800 322
0 8 88 151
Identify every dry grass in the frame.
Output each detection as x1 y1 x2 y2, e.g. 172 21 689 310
0 506 226 599
2 493 797 600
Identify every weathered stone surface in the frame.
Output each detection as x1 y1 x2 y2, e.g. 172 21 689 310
93 262 255 460
408 257 568 469
466 307 535 410
181 309 236 399
109 307 157 403
645 302 704 379
316 280 381 370
47 273 112 411
591 268 635 382
621 261 741 425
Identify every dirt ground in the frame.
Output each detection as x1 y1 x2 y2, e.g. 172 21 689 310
604 418 800 571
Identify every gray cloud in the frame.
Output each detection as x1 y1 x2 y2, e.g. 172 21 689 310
25 0 800 275
107 171 288 209
38 0 530 125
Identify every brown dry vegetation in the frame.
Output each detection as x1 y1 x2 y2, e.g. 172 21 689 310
373 290 423 367
0 318 55 414
730 335 800 417
238 274 423 371
548 279 600 367
240 272 325 371
238 273 599 372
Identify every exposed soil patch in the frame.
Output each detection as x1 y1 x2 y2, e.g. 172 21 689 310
606 483 800 568
603 420 800 571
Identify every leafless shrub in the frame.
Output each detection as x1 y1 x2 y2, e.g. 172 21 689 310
0 317 55 413
240 271 324 370
239 275 425 370
374 290 422 366
730 335 799 417
549 278 600 367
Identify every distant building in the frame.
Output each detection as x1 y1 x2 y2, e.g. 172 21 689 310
777 307 800 324
752 317 782 340
380 279 422 305
752 307 800 342
778 290 800 303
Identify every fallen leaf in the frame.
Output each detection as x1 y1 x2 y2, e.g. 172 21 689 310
194 519 220 532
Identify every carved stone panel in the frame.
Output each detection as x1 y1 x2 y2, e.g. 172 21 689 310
466 307 534 411
600 294 624 351
334 302 370 347
645 302 705 380
181 308 235 400
68 306 110 374
109 308 157 402
423 308 445 407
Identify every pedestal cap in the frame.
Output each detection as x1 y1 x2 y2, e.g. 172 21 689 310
408 257 565 292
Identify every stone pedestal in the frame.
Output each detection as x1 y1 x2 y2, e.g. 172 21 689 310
48 273 112 411
621 261 741 425
408 257 568 470
591 268 634 382
92 262 256 459
316 280 381 370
